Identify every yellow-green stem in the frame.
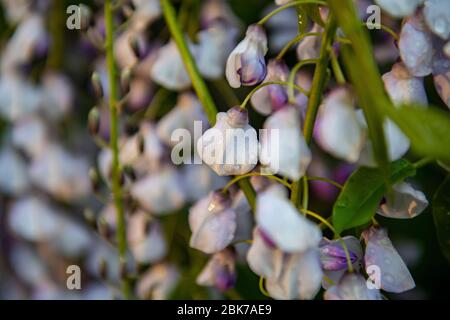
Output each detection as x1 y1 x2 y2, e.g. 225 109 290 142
105 0 131 299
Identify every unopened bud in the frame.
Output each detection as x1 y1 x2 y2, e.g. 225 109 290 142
91 72 104 99
88 106 100 136
121 67 132 94
83 208 97 229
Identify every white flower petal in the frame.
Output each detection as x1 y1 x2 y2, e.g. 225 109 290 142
324 273 381 300
0 147 29 195
374 0 424 18
363 227 416 293
378 182 428 219
136 263 179 300
423 0 450 40
316 88 365 163
247 228 277 278
256 188 321 253
189 192 237 254
260 106 311 180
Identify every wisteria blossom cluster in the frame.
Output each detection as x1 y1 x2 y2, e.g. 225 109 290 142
0 0 449 301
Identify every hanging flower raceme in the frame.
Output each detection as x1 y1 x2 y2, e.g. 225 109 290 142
377 182 429 219
197 107 259 176
259 105 311 180
246 186 323 299
189 191 237 254
196 249 237 292
226 24 268 88
315 88 366 163
362 226 416 293
250 59 289 115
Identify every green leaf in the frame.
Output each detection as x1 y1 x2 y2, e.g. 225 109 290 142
432 175 450 264
387 105 450 162
332 159 416 234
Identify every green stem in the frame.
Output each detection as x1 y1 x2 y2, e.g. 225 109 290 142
291 15 337 207
223 172 292 193
104 0 131 299
241 81 309 110
330 49 346 85
257 0 327 25
301 176 309 212
414 157 434 169
276 32 321 60
160 0 217 125
160 0 258 210
287 59 319 102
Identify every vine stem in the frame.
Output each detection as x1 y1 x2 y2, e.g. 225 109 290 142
240 81 309 110
291 15 337 207
104 0 131 299
160 0 257 211
257 0 328 25
223 172 292 193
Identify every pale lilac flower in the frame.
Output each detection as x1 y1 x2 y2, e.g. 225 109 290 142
51 219 91 258
157 93 208 148
265 249 323 300
226 24 268 88
197 22 238 80
256 186 321 253
197 249 237 292
197 107 258 176
316 88 366 163
12 116 48 159
378 182 428 219
0 73 42 121
29 144 91 201
182 164 228 202
399 13 434 77
382 62 428 105
320 236 363 289
1 14 48 71
114 30 144 69
0 147 29 195
130 166 186 215
8 197 60 241
0 0 33 24
189 191 237 254
250 59 289 115
130 0 161 32
357 111 410 167
374 0 424 18
41 71 74 121
127 210 167 264
297 24 323 61
324 273 382 300
136 263 180 300
150 40 197 90
362 226 416 293
423 0 450 40
200 0 242 30
247 228 323 300
259 106 311 180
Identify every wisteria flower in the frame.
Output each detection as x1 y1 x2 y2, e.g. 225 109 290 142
259 105 311 180
197 249 237 292
250 59 289 115
197 107 258 176
189 191 237 254
136 263 180 300
226 24 268 88
362 226 416 293
324 272 382 300
374 0 424 18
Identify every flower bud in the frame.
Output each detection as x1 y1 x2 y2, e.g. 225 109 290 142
88 106 100 136
251 59 289 115
319 238 359 271
197 107 258 176
226 24 268 88
189 191 237 254
197 249 237 292
91 72 104 99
